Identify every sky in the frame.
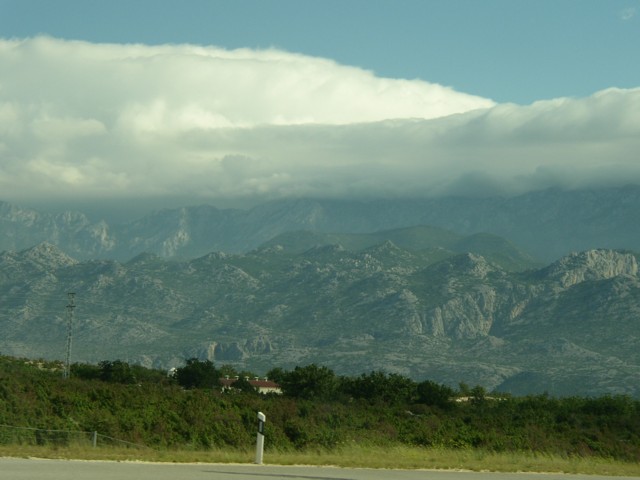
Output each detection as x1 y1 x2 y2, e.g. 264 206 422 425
0 0 639 217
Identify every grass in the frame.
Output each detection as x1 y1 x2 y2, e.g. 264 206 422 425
1 443 639 476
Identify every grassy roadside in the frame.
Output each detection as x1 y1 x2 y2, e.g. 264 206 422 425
1 444 638 476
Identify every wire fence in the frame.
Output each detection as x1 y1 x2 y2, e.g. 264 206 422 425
0 424 151 450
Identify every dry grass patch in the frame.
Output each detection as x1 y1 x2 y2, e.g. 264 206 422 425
1 443 638 476
264 445 640 476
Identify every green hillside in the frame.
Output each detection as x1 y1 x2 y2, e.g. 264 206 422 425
0 355 638 465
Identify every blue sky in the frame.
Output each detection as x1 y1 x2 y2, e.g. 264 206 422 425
2 0 638 104
0 0 639 215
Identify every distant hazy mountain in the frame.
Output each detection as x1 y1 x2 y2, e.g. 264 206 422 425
1 240 638 397
0 201 115 259
261 226 540 271
3 185 640 262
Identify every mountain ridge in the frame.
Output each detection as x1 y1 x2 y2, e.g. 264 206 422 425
1 240 638 397
3 185 640 262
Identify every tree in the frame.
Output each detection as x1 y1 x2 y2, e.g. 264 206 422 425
174 358 219 389
129 364 172 385
70 362 101 381
470 385 487 405
342 371 416 405
99 360 136 384
265 367 286 384
458 382 471 396
416 380 455 409
218 364 238 379
231 376 258 394
280 364 338 400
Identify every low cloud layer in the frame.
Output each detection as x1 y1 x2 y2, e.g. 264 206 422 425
1 37 639 211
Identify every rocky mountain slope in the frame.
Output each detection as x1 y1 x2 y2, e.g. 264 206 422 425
3 185 640 262
1 238 638 397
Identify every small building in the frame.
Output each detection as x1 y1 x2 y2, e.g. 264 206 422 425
219 376 282 394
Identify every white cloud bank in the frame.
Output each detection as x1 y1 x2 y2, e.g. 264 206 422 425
0 36 639 209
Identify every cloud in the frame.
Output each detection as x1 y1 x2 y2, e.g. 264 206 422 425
0 36 639 211
620 7 637 20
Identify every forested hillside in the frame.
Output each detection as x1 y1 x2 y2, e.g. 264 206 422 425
1 356 638 462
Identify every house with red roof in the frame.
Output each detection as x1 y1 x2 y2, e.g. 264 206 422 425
219 376 282 394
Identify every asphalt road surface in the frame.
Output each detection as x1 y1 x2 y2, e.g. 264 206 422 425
1 458 639 480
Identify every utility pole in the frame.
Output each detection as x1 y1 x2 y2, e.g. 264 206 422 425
63 292 75 379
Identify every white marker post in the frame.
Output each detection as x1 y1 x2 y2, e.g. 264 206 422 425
255 411 266 464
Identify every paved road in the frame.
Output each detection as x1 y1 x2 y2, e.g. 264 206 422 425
1 458 639 480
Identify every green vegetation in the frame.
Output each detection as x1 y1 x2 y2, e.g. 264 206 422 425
1 355 639 472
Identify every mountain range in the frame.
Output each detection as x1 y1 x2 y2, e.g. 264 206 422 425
2 186 640 396
3 185 640 263
1 229 638 397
